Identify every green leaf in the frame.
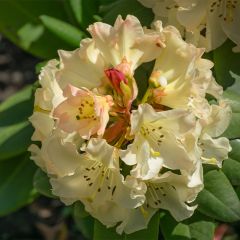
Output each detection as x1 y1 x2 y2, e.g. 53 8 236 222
196 170 240 222
189 221 215 240
227 72 240 94
73 201 90 218
76 216 95 239
159 211 215 240
93 212 160 240
35 60 48 74
222 76 240 139
125 212 160 240
69 0 99 29
223 72 240 113
134 61 154 101
33 169 55 198
73 202 94 240
40 15 85 47
103 0 154 27
0 121 33 161
213 40 240 88
0 0 73 58
223 140 240 186
0 153 37 216
229 139 240 160
236 187 240 199
222 113 240 139
0 85 33 125
0 86 34 160
223 90 240 113
223 158 240 186
17 23 44 49
94 221 122 240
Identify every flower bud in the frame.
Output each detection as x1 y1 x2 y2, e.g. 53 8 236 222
105 68 128 94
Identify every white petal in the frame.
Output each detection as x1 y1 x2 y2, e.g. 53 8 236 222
31 130 82 177
127 136 163 180
88 15 164 71
147 172 200 221
57 41 105 90
86 138 119 169
206 8 227 51
116 207 157 234
29 112 54 142
200 133 231 167
177 0 207 30
220 3 240 50
201 101 232 138
35 60 64 111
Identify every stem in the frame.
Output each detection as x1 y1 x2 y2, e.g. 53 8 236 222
141 87 152 103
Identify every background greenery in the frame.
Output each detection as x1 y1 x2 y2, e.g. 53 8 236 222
0 0 240 239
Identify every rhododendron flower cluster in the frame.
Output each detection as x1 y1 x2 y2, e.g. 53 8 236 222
29 15 231 234
138 0 240 52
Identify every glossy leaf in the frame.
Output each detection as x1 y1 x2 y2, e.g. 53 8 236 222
125 212 160 240
223 140 240 186
0 0 72 58
73 201 89 219
223 72 240 113
0 86 34 160
0 122 33 161
74 202 94 240
222 113 240 139
40 15 85 48
229 139 240 160
0 85 33 125
33 169 55 198
196 170 240 222
0 154 36 216
69 0 99 29
213 40 240 89
94 221 124 240
159 211 215 240
223 90 240 114
93 212 160 240
134 61 154 100
103 0 154 27
17 23 44 49
222 75 240 139
223 158 240 186
227 72 240 94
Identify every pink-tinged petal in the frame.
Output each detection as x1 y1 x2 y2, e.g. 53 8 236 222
53 86 112 139
88 15 164 71
56 40 105 90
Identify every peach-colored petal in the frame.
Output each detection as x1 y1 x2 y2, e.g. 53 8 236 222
53 85 112 139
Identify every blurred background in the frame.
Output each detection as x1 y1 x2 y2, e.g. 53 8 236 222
0 35 87 240
0 0 240 239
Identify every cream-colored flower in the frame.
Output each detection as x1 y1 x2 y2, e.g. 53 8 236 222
121 104 198 179
30 60 64 142
51 138 146 208
138 0 240 51
147 23 222 118
87 170 202 234
29 130 82 177
118 160 203 234
29 14 232 235
34 59 64 111
53 85 113 139
57 15 165 110
198 101 232 166
29 112 54 142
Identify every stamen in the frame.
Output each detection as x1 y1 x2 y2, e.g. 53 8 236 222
157 76 168 87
